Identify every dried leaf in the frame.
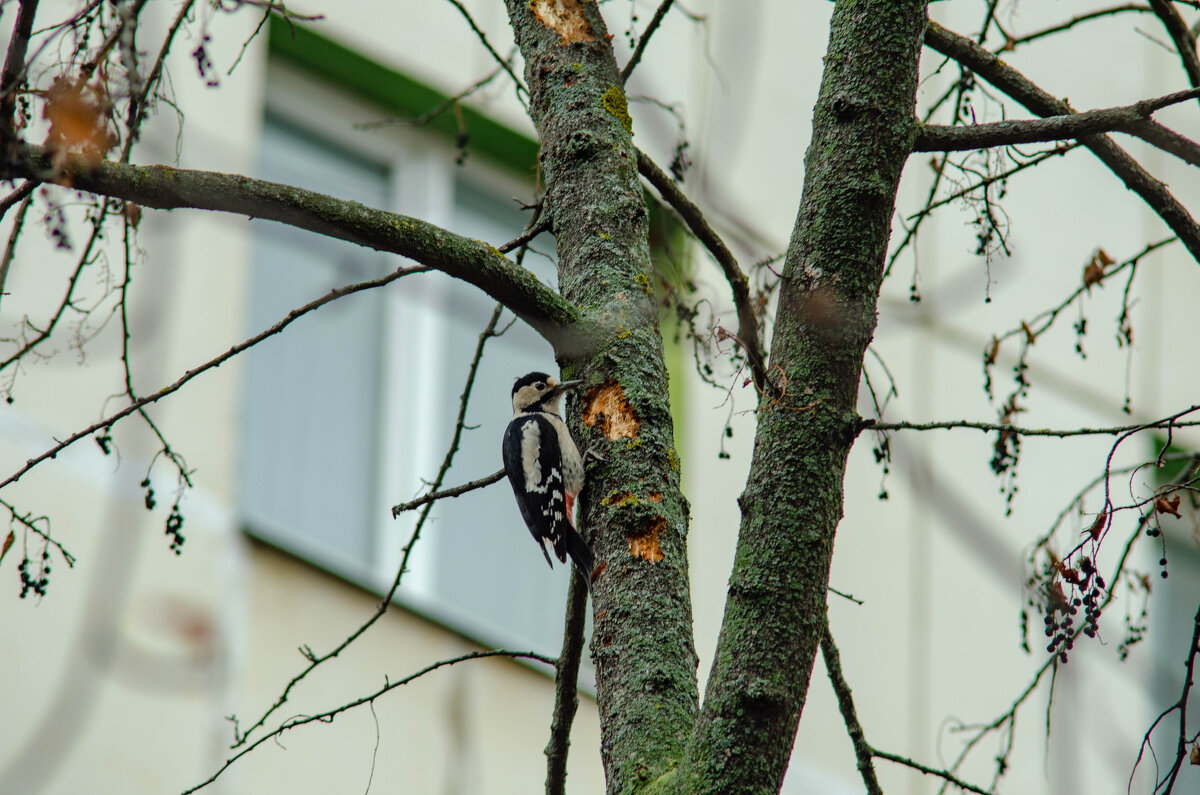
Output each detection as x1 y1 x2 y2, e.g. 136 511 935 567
1085 510 1107 540
1082 260 1105 290
985 335 1001 366
1021 320 1036 344
124 202 141 228
1189 742 1199 765
0 530 13 566
43 76 116 166
1096 248 1115 267
1155 494 1182 518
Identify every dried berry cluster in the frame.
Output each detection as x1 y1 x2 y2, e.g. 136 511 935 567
1041 555 1106 664
142 478 186 554
18 549 51 599
165 503 185 554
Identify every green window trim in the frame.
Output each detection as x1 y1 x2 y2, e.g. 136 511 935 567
268 15 539 175
267 13 693 460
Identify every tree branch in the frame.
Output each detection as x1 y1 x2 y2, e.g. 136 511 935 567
821 627 882 795
868 408 1200 437
504 3 701 790
1148 0 1200 91
924 21 1200 265
390 469 505 517
914 87 1200 164
231 303 505 747
0 264 433 492
993 4 1153 49
0 189 32 314
444 0 527 98
1130 117 1200 167
621 0 674 84
0 145 583 346
0 0 39 136
545 567 589 795
872 749 993 795
1131 601 1200 794
636 147 770 395
183 649 555 794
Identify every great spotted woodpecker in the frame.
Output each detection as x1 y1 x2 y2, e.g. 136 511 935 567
502 372 594 590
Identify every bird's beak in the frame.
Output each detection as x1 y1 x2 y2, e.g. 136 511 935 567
550 379 583 396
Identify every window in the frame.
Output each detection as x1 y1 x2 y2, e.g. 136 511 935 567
239 55 577 662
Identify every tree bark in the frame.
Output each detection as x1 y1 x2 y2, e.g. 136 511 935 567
674 2 928 792
504 3 699 793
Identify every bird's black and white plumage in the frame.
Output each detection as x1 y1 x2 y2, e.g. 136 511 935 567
502 372 594 590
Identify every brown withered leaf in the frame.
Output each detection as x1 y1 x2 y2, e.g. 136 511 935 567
1085 510 1107 540
0 530 13 566
43 76 117 167
1082 260 1105 290
1189 742 1199 765
1021 320 1036 344
1096 248 1115 267
985 335 1001 366
1047 580 1070 613
1155 493 1182 518
124 202 141 228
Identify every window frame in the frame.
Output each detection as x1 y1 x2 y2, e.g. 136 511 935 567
248 25 588 669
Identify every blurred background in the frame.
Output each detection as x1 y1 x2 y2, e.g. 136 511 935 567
1 1 1199 793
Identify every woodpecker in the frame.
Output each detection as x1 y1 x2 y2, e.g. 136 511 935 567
502 371 594 590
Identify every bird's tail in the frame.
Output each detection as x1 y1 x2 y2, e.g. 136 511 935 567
563 526 595 593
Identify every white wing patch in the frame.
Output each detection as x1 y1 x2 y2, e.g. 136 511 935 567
520 419 543 489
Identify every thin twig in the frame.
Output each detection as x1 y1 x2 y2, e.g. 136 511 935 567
913 87 1200 153
500 217 551 254
0 265 433 492
0 145 581 339
994 4 1153 49
821 627 882 795
0 208 109 376
545 565 589 795
925 21 1200 264
635 147 770 396
1130 602 1200 793
984 237 1174 374
1148 0 1200 91
942 512 1148 785
873 749 993 795
0 0 40 134
230 303 504 747
870 407 1200 438
183 649 555 794
0 191 32 313
906 144 1076 220
621 0 674 84
356 62 507 131
390 469 505 517
0 179 36 221
0 496 75 566
444 0 527 98
119 210 194 491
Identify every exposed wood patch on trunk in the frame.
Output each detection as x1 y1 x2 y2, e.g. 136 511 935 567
531 0 595 44
627 516 666 563
583 380 640 439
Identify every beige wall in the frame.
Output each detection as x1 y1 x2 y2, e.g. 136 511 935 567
2 2 1198 794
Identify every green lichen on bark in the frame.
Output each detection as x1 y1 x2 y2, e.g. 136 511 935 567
504 2 698 793
672 1 928 793
601 85 633 134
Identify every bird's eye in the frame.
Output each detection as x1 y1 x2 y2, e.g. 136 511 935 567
534 382 545 389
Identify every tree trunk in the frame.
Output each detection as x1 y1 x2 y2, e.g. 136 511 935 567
675 2 928 792
504 3 700 793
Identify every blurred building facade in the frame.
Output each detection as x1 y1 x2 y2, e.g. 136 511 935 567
1 2 1199 794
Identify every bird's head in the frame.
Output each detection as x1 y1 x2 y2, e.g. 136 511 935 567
511 371 582 415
